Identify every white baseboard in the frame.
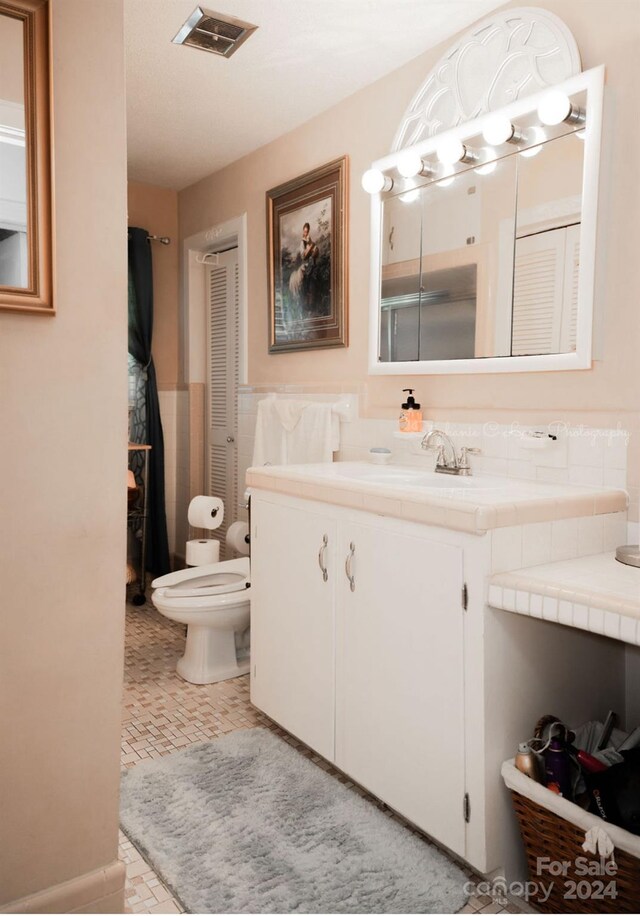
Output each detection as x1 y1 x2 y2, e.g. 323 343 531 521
2 859 125 914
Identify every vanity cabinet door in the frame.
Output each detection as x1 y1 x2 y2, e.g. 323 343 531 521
335 520 466 857
250 496 337 761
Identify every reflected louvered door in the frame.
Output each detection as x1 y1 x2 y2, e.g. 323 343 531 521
511 225 580 356
207 248 239 558
561 225 580 352
511 229 565 355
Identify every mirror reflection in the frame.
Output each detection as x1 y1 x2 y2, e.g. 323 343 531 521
378 115 586 364
0 12 28 289
511 132 584 356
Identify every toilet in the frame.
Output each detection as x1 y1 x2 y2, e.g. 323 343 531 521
151 557 251 685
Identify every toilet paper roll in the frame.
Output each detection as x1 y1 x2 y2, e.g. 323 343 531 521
226 521 250 556
188 495 224 530
186 538 220 566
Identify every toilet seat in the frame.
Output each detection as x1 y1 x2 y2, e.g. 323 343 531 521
163 571 247 599
152 557 250 601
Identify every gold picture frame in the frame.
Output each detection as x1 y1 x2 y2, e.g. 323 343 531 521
267 156 348 352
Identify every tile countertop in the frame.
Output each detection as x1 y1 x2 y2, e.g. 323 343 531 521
489 553 640 647
246 462 628 536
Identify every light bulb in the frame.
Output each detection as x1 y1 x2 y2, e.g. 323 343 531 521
482 114 516 146
397 151 425 179
437 166 456 187
538 89 577 127
436 137 465 165
361 169 393 194
399 188 420 204
474 160 497 175
519 127 545 158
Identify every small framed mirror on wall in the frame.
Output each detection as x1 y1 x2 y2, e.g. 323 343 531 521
0 0 52 314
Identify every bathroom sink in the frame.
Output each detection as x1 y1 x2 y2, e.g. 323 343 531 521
333 464 507 490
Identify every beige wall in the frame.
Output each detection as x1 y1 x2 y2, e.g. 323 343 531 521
127 182 179 388
0 14 24 105
0 0 127 909
179 0 640 426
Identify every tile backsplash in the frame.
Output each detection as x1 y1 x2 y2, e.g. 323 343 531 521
160 384 633 567
490 512 628 574
238 387 629 482
340 417 628 489
238 384 633 542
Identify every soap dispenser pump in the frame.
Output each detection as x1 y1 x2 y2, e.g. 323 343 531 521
399 389 423 433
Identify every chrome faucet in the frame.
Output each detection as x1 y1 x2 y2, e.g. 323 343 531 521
421 429 481 476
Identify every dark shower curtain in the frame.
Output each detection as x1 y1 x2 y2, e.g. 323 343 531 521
128 227 171 577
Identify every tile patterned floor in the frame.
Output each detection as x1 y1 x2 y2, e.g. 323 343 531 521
120 595 525 914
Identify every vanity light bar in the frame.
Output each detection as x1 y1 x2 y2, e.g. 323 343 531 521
361 88 588 195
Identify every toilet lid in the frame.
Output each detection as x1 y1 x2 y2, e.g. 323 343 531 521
165 571 249 599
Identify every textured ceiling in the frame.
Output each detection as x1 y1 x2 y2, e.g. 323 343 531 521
124 0 504 190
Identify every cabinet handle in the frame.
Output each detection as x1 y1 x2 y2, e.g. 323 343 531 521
345 541 356 592
318 534 329 583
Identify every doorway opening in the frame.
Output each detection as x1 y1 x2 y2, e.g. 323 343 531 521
182 215 248 558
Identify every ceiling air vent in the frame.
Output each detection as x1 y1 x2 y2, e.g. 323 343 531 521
172 7 258 58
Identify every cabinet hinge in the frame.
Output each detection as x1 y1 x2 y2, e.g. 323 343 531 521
463 792 471 823
462 583 468 611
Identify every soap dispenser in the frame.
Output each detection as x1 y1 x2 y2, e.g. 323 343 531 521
399 389 423 433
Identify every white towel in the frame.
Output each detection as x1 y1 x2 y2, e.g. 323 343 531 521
252 398 287 467
251 399 340 467
287 403 339 464
272 399 309 432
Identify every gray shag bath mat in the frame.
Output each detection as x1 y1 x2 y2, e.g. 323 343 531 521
120 727 468 914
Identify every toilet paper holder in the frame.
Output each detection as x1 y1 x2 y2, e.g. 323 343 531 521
187 495 225 531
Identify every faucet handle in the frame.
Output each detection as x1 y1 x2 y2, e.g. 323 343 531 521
459 446 481 468
431 444 446 465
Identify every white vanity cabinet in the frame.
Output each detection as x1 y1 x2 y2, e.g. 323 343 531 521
250 492 467 858
335 519 466 856
250 497 337 761
247 462 629 877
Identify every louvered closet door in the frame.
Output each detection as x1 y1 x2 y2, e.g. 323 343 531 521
207 249 239 558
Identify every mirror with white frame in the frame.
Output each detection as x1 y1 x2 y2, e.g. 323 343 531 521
366 67 603 374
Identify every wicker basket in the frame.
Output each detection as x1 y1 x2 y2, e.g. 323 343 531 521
503 761 640 913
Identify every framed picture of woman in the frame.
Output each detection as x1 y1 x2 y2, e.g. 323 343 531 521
266 156 348 352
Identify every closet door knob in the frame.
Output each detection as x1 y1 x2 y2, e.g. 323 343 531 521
226 435 235 443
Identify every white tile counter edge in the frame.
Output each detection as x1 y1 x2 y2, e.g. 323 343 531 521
489 552 640 647
247 463 628 536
